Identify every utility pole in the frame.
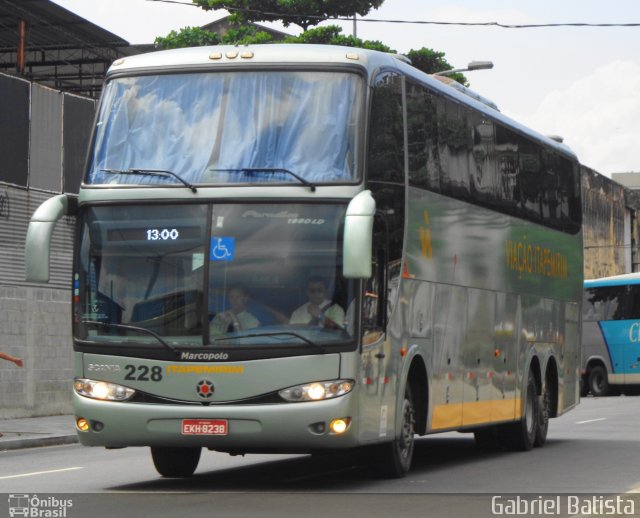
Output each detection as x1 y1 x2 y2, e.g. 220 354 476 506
353 13 357 38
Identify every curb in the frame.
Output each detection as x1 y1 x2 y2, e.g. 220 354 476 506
0 435 78 451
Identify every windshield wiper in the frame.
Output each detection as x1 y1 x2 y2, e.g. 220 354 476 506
210 168 316 192
101 168 197 193
214 331 327 353
82 320 179 356
242 168 316 192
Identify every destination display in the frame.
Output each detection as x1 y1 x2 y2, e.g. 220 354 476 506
106 226 201 242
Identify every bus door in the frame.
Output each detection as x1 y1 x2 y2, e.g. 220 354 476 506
358 230 390 441
624 320 640 385
623 285 640 384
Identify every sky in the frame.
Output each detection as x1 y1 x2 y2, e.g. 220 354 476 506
51 0 640 177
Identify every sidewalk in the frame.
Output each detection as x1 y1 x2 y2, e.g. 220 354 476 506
0 414 77 450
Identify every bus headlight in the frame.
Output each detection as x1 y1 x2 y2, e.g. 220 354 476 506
74 378 135 401
279 380 354 402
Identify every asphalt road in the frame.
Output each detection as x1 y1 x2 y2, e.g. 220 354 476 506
1 397 639 517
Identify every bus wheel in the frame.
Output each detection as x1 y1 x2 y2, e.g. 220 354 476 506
588 366 609 397
502 370 537 451
151 447 201 477
534 380 550 447
374 385 416 478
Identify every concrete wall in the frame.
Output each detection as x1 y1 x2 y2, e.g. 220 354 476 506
0 183 75 418
0 72 92 418
0 285 73 418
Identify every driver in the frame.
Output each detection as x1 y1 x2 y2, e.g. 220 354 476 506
210 286 259 336
289 276 345 329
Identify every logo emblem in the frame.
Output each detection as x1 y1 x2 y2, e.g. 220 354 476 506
196 380 214 398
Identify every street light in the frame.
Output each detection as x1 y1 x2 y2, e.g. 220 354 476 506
435 60 494 77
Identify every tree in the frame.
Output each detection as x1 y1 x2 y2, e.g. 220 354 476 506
283 25 391 52
192 0 384 31
155 26 220 49
155 25 274 49
406 47 468 86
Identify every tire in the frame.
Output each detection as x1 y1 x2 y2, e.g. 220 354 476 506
151 447 201 478
501 369 538 451
588 365 609 397
534 379 550 447
373 384 416 478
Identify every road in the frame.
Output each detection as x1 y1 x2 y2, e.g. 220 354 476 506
1 397 639 517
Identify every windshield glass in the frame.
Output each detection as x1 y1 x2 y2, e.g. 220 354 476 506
75 203 356 351
86 71 363 186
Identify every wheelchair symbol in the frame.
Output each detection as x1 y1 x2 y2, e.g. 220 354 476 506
210 237 235 261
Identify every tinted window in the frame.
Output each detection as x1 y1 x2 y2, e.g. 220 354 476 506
584 285 640 321
405 78 581 234
368 73 405 318
368 73 404 184
406 82 440 192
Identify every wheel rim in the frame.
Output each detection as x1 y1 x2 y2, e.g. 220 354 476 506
594 374 604 391
525 388 536 436
541 388 550 423
398 398 416 460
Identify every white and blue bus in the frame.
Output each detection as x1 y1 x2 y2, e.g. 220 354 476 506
582 273 640 396
25 44 583 478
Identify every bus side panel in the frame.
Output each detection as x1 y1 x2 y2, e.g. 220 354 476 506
597 320 639 384
404 187 581 425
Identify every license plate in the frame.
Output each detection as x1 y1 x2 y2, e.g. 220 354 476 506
181 419 228 436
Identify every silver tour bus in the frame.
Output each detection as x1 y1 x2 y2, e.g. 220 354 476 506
26 44 583 478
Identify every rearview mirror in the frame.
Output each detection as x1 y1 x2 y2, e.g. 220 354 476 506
343 190 376 279
25 194 74 283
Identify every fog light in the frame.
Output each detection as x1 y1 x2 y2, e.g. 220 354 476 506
329 417 351 435
76 418 90 432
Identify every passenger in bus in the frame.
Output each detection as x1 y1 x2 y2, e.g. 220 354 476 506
210 286 260 336
290 276 345 329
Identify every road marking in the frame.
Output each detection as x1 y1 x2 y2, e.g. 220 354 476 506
576 417 606 424
0 467 83 480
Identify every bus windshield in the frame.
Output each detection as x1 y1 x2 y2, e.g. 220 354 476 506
86 71 363 187
74 203 356 352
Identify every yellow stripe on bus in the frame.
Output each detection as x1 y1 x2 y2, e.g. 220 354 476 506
431 398 522 430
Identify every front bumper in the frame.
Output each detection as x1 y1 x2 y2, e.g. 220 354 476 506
73 391 360 452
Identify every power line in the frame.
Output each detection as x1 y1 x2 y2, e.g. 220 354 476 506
145 1 640 29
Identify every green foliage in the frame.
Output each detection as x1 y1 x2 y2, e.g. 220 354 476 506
154 26 220 49
406 47 468 86
222 26 274 44
283 25 391 52
155 25 274 49
193 0 384 30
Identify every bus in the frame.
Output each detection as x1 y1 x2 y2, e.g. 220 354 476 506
582 273 640 396
25 44 583 478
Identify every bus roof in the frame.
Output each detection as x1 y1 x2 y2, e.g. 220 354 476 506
584 272 640 288
107 43 399 76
